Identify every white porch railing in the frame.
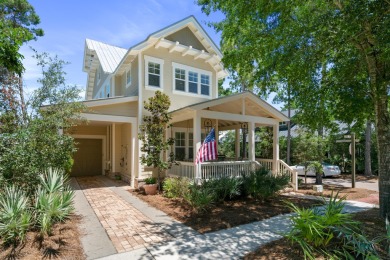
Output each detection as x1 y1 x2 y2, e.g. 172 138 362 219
200 161 260 179
167 159 298 191
256 158 273 171
169 161 195 179
256 158 298 191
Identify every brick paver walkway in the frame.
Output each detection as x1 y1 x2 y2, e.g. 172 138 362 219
76 177 172 253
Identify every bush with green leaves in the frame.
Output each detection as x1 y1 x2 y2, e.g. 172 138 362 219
35 168 74 235
203 176 243 202
144 177 157 185
242 168 290 200
285 193 379 259
183 182 216 213
163 177 190 198
0 186 32 245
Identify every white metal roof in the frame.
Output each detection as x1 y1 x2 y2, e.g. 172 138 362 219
85 39 127 73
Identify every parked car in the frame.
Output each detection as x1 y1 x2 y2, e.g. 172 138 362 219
291 162 341 177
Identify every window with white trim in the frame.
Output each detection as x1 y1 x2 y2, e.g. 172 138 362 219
144 55 164 90
188 133 193 159
175 68 185 91
126 69 131 87
188 71 198 94
172 62 212 97
175 132 186 161
201 74 210 96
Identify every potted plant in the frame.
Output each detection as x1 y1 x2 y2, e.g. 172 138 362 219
143 177 158 195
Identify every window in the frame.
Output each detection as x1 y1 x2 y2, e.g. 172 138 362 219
126 69 131 87
144 55 164 90
148 62 160 87
175 132 186 161
188 133 193 159
172 62 212 97
188 71 198 93
106 84 110 97
201 74 210 96
175 68 185 91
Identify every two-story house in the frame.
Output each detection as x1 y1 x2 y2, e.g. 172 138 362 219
70 16 293 189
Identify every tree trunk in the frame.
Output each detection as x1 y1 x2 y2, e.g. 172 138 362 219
364 120 372 177
375 94 390 219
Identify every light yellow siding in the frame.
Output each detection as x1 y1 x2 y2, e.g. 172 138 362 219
70 125 107 136
89 102 138 117
141 47 217 111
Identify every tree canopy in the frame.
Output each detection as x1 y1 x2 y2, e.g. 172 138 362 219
198 0 390 217
0 0 43 75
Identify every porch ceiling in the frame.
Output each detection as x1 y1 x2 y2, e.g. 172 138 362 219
169 91 289 126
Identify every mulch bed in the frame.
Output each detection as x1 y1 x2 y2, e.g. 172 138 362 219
244 208 389 259
130 190 322 234
0 215 85 260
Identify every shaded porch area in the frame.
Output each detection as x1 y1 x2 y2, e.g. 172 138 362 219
166 92 298 190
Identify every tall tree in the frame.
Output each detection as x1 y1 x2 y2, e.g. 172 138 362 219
198 0 390 218
0 0 43 75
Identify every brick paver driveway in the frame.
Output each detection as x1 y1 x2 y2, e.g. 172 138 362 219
76 176 172 253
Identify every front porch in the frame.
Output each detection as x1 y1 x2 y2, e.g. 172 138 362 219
166 92 298 190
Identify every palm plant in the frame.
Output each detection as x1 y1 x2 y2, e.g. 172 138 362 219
0 186 32 245
35 168 74 235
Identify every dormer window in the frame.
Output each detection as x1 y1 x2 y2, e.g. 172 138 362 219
144 55 164 90
126 69 131 87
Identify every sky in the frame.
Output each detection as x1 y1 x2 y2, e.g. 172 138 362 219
20 0 280 109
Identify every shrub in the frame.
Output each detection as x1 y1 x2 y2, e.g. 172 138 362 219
242 168 290 200
35 168 74 235
184 183 215 213
0 186 32 245
163 177 189 198
144 177 157 185
207 176 243 201
285 192 379 259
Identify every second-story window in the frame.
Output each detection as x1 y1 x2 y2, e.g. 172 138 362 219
172 62 212 98
188 71 198 94
148 62 160 87
175 68 185 91
201 74 210 96
126 69 131 87
144 55 164 90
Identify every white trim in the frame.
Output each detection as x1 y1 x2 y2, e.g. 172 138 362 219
112 123 116 173
172 62 212 98
144 55 164 90
71 134 107 175
80 113 137 124
198 110 278 125
137 53 143 180
83 96 138 107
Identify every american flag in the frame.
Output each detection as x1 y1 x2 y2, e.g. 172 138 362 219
196 128 217 164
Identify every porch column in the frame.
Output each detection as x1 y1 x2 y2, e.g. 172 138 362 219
235 128 240 160
248 122 255 161
272 124 279 173
112 123 116 173
215 119 219 155
193 111 201 180
130 123 137 187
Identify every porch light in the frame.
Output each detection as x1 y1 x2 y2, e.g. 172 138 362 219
204 119 212 133
241 122 248 134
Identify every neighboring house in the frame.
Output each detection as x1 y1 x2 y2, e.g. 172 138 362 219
70 16 291 188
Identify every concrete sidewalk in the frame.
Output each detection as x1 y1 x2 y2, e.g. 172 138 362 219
97 200 376 260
